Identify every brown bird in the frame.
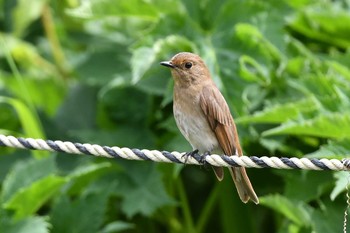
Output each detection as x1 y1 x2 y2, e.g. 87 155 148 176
160 52 259 204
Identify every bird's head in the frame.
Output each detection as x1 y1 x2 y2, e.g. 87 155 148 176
160 52 211 87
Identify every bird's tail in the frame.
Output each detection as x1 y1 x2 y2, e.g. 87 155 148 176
229 167 259 204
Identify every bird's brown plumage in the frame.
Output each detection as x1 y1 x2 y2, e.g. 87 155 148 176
161 52 259 204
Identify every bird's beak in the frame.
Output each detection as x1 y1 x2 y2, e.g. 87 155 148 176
160 61 175 68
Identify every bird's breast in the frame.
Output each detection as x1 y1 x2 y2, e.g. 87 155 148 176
173 88 219 153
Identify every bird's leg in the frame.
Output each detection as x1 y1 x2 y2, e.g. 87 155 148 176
182 149 199 164
200 151 211 167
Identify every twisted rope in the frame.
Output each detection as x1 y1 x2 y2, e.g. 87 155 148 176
0 134 349 171
344 175 350 233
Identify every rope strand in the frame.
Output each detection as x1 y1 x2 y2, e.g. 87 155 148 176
343 174 350 233
0 134 349 171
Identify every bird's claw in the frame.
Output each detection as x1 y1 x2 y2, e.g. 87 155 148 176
182 150 209 165
182 149 199 164
201 151 210 163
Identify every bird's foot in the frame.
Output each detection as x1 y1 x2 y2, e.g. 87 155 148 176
200 151 211 167
182 149 199 164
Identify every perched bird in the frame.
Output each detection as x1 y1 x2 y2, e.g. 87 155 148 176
160 52 259 204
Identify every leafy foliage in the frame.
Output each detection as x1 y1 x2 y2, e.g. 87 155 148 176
1 0 350 232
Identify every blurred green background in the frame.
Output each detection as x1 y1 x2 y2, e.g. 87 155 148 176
1 0 350 232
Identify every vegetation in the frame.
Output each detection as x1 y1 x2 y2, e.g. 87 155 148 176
1 0 350 232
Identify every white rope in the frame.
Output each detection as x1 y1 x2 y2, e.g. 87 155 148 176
0 134 349 171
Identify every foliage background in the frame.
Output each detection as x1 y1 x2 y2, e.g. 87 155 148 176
1 0 350 232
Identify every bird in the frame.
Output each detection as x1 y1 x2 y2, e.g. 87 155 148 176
160 52 259 204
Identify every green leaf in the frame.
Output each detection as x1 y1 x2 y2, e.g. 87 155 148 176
263 113 350 139
288 8 350 49
234 23 282 62
330 171 349 201
75 49 130 85
99 86 149 125
199 46 224 89
0 34 56 77
326 61 350 82
1 156 56 202
0 151 25 182
4 174 66 219
287 73 349 104
99 221 134 233
131 47 157 84
12 0 48 37
66 162 112 195
306 139 350 159
310 199 344 233
50 186 114 233
260 194 312 226
283 171 333 202
238 97 319 124
0 97 46 157
90 0 159 18
4 77 65 117
238 55 270 85
116 162 174 217
0 215 50 233
180 0 227 31
55 84 98 131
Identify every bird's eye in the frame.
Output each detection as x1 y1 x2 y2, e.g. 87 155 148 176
184 62 192 69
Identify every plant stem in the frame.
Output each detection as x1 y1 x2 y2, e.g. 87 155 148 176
177 178 196 233
196 183 220 233
41 3 69 81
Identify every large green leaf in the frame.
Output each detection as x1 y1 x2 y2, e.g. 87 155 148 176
234 23 282 63
283 171 333 202
50 191 111 233
131 47 157 84
263 113 350 139
260 194 312 226
0 215 50 233
237 97 319 124
75 48 130 85
4 174 66 219
306 139 350 159
115 162 175 217
288 8 350 49
1 156 56 202
66 162 111 195
310 199 345 233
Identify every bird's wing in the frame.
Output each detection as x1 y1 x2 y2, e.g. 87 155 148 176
199 84 259 204
199 84 242 156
